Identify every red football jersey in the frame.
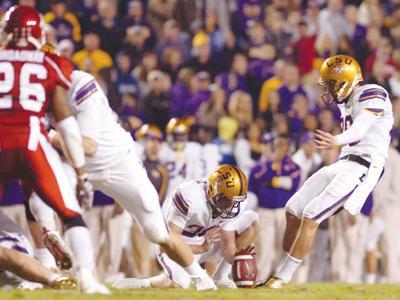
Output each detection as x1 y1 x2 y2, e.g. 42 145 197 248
0 48 74 149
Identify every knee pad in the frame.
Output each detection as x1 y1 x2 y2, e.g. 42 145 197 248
63 215 86 230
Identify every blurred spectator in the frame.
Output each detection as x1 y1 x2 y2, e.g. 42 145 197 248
250 135 301 281
364 37 396 79
160 47 184 82
155 20 191 63
44 0 81 43
133 52 159 99
185 71 212 116
147 0 177 37
114 52 140 99
344 4 367 54
317 0 347 50
265 10 292 59
196 87 228 130
216 53 249 98
170 68 195 118
123 25 155 64
356 26 382 67
213 116 239 165
89 0 123 57
204 9 225 55
292 20 317 76
228 90 253 128
204 0 232 32
277 64 307 112
232 0 265 44
258 60 286 113
288 94 310 136
364 60 393 94
318 109 340 133
142 70 172 131
72 31 113 78
186 31 221 77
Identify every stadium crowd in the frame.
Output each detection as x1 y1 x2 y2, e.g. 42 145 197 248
1 0 400 286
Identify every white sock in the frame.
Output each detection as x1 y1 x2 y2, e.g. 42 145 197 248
212 259 232 282
275 252 289 275
34 247 57 270
64 226 95 271
365 273 376 284
184 260 205 277
275 254 302 283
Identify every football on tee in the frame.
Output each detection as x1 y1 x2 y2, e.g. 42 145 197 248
231 249 257 288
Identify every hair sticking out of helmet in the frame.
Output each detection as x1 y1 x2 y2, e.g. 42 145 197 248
3 5 46 50
318 55 363 104
166 118 190 151
207 164 248 219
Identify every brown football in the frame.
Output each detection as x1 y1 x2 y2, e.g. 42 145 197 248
231 250 257 288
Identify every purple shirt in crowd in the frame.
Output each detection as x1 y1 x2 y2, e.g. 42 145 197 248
249 155 301 209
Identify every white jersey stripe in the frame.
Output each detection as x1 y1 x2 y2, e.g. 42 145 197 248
44 56 71 88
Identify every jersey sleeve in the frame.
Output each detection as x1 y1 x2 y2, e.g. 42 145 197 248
167 187 192 229
70 71 99 111
44 54 74 89
356 86 388 114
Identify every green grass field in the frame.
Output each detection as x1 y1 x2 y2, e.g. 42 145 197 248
1 284 400 300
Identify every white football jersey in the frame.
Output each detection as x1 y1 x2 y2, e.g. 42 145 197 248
159 142 202 195
338 83 394 166
199 143 221 179
162 180 247 245
292 149 322 186
68 71 139 172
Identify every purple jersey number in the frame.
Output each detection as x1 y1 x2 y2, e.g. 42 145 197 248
165 161 187 179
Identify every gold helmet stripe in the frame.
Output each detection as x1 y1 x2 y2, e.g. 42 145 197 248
231 165 244 196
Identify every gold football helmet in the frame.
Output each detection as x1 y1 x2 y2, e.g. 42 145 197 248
318 55 363 104
136 124 163 140
166 118 190 151
207 164 248 219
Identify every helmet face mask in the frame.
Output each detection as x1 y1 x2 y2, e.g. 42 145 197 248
166 118 189 152
209 193 246 219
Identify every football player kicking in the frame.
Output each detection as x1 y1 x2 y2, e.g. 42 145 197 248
29 69 220 290
261 55 393 288
113 164 259 289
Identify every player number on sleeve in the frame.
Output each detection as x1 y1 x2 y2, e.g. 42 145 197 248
0 62 47 112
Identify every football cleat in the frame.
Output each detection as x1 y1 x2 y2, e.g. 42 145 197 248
259 276 286 289
192 273 218 291
42 229 73 270
50 275 78 290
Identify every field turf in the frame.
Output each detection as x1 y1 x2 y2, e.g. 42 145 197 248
1 284 400 300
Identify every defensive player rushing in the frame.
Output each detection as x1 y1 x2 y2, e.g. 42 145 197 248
0 209 76 290
0 6 108 294
261 55 393 288
113 164 259 289
29 68 219 290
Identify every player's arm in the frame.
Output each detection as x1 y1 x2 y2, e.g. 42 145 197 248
52 85 93 207
0 247 75 289
315 109 380 149
49 131 98 157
